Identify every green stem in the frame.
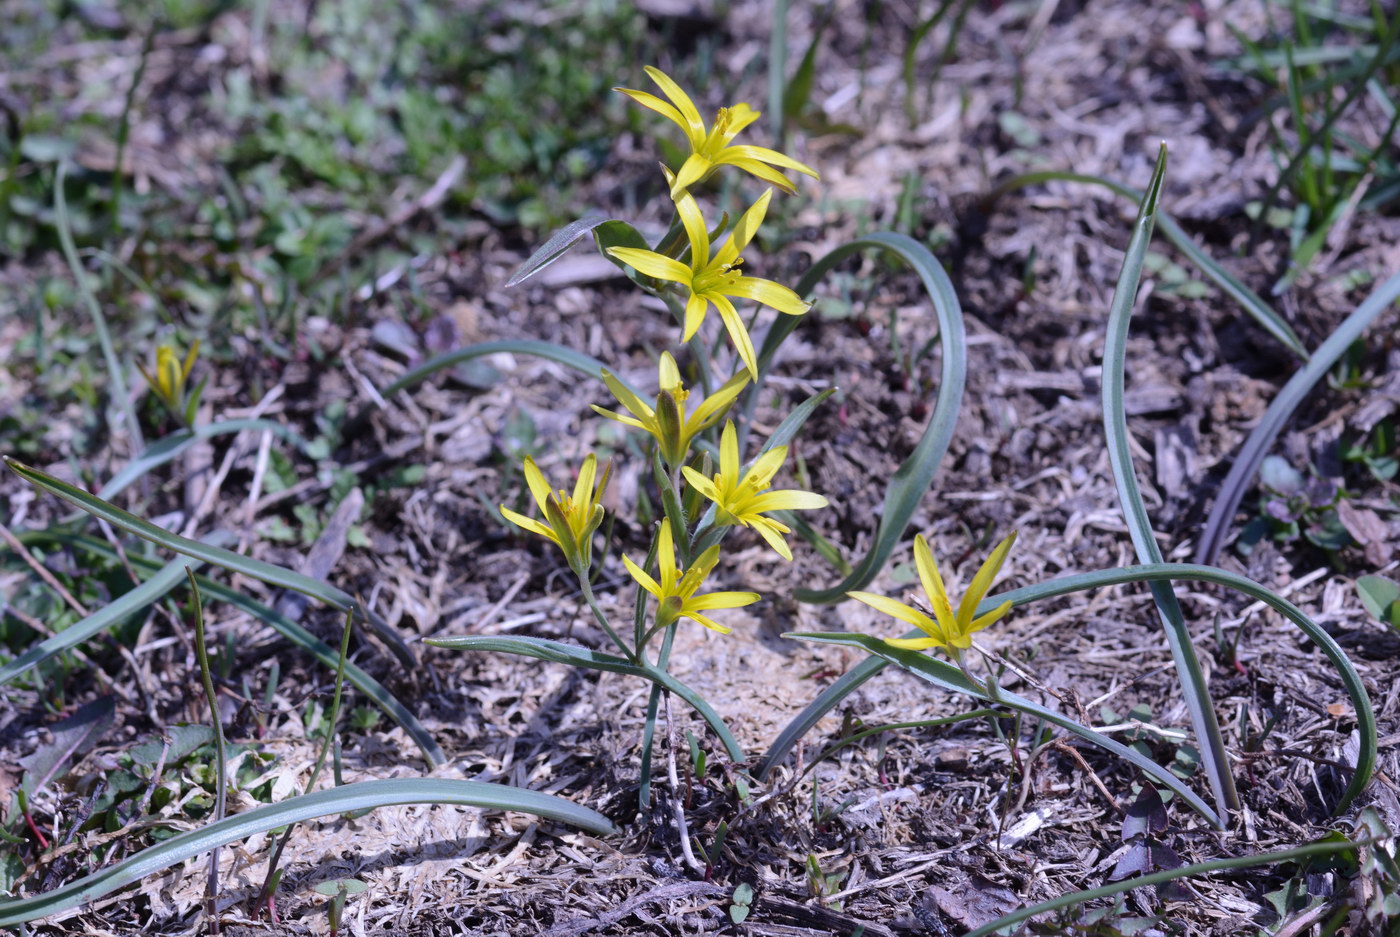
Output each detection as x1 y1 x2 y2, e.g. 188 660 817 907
637 624 679 810
578 574 636 662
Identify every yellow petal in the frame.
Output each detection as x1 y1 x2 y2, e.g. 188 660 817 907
573 454 597 510
715 189 771 267
913 535 953 620
883 636 946 650
671 153 714 198
522 458 553 515
601 369 653 420
713 293 758 380
643 66 706 148
682 292 710 342
688 370 749 431
724 144 820 178
616 87 694 139
622 553 663 599
590 405 651 432
681 466 720 503
500 506 559 546
674 189 711 270
743 446 787 490
957 531 1018 626
749 517 794 561
719 421 740 487
686 591 760 611
847 591 942 641
658 352 682 393
968 599 1013 634
716 103 761 143
720 157 799 194
657 517 678 589
683 612 733 635
748 489 828 512
728 276 810 316
607 246 692 284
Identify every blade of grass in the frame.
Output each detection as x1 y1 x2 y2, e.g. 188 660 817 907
4 457 418 672
381 339 643 401
16 530 445 767
965 837 1371 937
0 777 615 926
990 170 1309 359
427 634 744 762
55 162 143 452
1195 268 1400 565
743 233 965 603
758 562 1374 815
96 419 308 503
1100 145 1238 818
788 631 1220 824
0 556 194 687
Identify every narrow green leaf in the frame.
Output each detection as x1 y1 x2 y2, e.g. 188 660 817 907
96 419 309 503
16 530 446 767
1195 270 1400 565
758 388 836 456
0 778 614 926
5 457 418 672
992 170 1309 359
758 562 1374 816
428 634 744 762
1100 145 1238 819
505 213 614 288
380 339 643 400
0 557 194 687
963 838 1368 937
744 233 965 604
787 631 1220 826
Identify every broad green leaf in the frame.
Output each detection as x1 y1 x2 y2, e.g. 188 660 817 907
1357 575 1400 626
4 457 418 672
0 778 614 926
787 631 1220 826
759 562 1374 819
0 557 194 687
428 634 744 762
1099 145 1238 819
592 220 652 287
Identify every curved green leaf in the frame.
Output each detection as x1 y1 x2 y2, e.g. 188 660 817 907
964 837 1368 937
759 387 837 455
0 778 614 926
1100 145 1237 818
505 213 614 287
16 531 446 767
745 233 966 603
4 457 418 673
97 419 309 503
991 170 1309 359
759 563 1374 816
380 339 644 400
788 630 1221 826
0 557 195 687
427 634 744 762
1195 269 1400 565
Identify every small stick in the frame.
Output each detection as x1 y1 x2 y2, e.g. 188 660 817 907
1053 739 1124 815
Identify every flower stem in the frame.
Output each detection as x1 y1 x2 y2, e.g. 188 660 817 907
578 573 636 662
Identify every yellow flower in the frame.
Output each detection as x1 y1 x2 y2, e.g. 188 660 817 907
592 352 749 468
500 454 610 573
137 340 202 425
623 518 758 634
607 188 808 379
616 65 819 197
848 532 1018 653
681 422 828 561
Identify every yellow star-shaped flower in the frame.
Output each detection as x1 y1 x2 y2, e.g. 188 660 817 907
500 454 610 573
607 188 808 379
681 422 828 561
848 531 1017 654
623 518 759 635
616 65 819 197
592 352 749 468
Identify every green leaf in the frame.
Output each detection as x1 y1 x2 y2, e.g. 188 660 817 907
96 420 310 503
744 233 965 603
1357 575 1400 626
758 562 1374 818
0 557 194 687
4 457 418 673
592 220 652 287
785 631 1219 825
0 778 614 926
505 213 615 287
1099 144 1237 819
380 339 644 401
427 634 744 762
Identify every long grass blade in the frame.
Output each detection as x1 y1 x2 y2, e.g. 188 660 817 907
0 778 614 926
1195 269 1400 565
759 562 1374 815
16 530 446 767
963 837 1369 937
0 556 194 687
788 631 1221 826
991 170 1309 359
97 419 309 502
744 233 966 603
380 339 644 400
428 634 744 762
1100 145 1238 818
4 457 418 671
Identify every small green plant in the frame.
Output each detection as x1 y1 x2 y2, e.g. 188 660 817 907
313 878 367 937
1237 455 1352 556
